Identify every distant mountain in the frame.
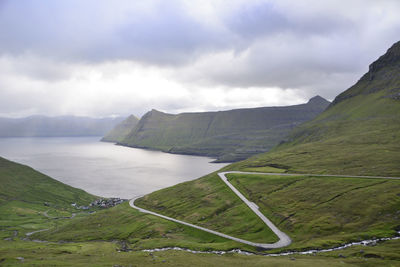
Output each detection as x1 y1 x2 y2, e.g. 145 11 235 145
0 115 124 137
114 97 330 162
234 40 400 176
101 115 139 142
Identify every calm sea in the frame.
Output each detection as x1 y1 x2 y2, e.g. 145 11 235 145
0 137 227 198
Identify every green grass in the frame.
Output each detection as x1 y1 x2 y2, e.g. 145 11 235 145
0 238 399 266
0 157 253 252
130 170 400 254
0 157 98 238
135 172 279 244
36 172 282 252
119 97 329 162
34 201 249 252
230 95 400 177
240 165 286 173
226 173 400 252
3 220 398 266
102 114 139 142
0 157 96 206
1 155 400 265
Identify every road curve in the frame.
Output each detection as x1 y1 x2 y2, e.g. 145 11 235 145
129 171 400 249
129 171 294 249
218 172 291 248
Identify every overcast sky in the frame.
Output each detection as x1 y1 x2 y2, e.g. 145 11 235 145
0 0 399 118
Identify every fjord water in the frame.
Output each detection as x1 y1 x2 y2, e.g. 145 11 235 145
0 137 227 198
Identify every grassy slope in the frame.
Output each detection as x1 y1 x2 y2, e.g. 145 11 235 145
101 115 139 142
2 239 400 266
37 173 279 252
170 127 291 162
230 42 400 176
135 173 279 244
227 173 400 251
133 171 400 252
0 157 95 205
1 157 399 265
119 97 329 162
0 157 249 252
0 157 97 237
35 201 253 252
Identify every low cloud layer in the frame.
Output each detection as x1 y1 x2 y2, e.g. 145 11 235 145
0 0 399 117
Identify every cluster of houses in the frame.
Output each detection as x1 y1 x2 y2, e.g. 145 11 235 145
71 198 126 210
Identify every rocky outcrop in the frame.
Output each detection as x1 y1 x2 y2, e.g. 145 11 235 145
332 41 400 105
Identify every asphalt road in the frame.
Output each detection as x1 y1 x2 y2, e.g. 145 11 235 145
129 171 400 249
129 171 293 249
218 171 291 248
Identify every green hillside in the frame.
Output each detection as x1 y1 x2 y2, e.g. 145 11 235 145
101 114 139 142
1 158 399 265
33 172 400 265
0 157 96 206
117 96 329 162
231 40 400 176
0 157 97 237
135 171 400 252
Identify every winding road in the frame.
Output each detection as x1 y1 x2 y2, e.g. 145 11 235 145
129 171 400 249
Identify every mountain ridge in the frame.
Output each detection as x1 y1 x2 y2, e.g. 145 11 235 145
232 40 400 176
114 96 330 162
331 40 400 106
101 115 139 142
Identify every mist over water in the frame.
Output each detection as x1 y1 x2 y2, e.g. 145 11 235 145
0 137 228 198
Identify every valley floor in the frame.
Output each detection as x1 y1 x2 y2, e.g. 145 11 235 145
1 238 400 266
1 157 400 266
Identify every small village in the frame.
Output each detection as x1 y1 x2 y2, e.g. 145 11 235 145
71 198 127 210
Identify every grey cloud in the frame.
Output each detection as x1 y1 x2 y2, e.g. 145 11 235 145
222 0 353 48
98 6 229 65
224 2 290 39
0 0 231 66
174 33 400 101
0 0 397 70
0 0 400 117
174 0 400 99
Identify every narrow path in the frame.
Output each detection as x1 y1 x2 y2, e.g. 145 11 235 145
25 228 49 237
129 171 400 249
130 198 286 248
130 171 295 249
218 172 291 248
42 210 76 219
225 171 400 180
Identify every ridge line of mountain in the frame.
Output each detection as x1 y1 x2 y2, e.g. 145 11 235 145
232 40 400 176
105 96 330 162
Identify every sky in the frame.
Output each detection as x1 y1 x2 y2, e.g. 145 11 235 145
0 0 399 118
